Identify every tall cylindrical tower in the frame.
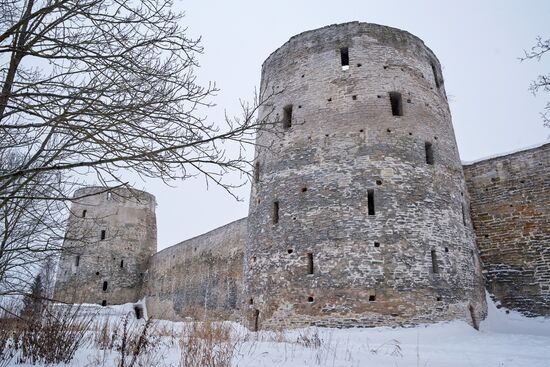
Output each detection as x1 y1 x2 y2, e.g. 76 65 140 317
245 22 486 329
54 186 157 306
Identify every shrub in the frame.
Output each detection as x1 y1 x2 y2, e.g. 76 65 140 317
17 304 94 364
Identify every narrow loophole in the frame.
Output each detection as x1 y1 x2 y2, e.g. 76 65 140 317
425 142 434 165
254 162 260 183
340 47 349 70
431 250 439 274
307 253 313 274
431 63 441 88
389 92 403 116
367 189 375 216
273 201 279 224
282 105 292 129
253 309 260 332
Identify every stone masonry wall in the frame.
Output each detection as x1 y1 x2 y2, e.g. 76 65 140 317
54 187 157 306
53 22 548 330
143 218 246 321
464 143 550 316
245 22 487 330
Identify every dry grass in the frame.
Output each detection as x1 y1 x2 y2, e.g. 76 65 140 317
179 320 236 367
3 307 408 367
0 319 22 367
90 313 167 367
296 329 322 348
19 305 94 364
0 304 94 365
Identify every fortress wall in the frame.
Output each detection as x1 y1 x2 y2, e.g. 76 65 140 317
52 22 548 329
464 143 550 316
143 218 246 321
245 22 486 330
54 187 157 306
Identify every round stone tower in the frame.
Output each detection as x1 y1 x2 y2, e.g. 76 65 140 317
245 22 486 330
54 186 157 306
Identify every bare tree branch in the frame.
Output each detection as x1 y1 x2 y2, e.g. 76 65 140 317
0 0 281 297
521 36 550 128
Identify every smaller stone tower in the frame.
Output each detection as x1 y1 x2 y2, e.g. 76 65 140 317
54 186 157 306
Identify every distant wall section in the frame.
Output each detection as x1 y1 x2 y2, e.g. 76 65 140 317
464 143 550 316
143 218 246 321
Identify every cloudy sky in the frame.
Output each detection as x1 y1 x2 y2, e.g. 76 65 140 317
141 0 549 250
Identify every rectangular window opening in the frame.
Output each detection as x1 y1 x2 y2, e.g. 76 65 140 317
120 259 124 268
462 203 467 226
389 92 403 116
102 281 108 292
431 250 439 274
254 162 260 183
134 306 143 320
100 230 106 240
282 105 292 129
75 255 80 267
272 201 279 224
367 189 375 216
307 253 314 274
431 63 440 88
340 47 349 70
425 142 434 165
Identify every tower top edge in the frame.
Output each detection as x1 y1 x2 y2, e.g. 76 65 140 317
72 185 156 202
262 21 440 69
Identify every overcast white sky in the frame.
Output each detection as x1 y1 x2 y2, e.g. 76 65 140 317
137 0 549 250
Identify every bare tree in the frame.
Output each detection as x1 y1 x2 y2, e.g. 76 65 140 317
521 36 550 128
0 0 277 297
0 151 68 298
0 0 275 199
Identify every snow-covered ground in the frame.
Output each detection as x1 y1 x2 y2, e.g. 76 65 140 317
228 297 550 367
8 293 550 367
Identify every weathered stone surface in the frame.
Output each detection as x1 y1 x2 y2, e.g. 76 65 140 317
142 219 246 321
54 187 157 306
54 22 548 329
464 143 550 316
245 22 487 330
